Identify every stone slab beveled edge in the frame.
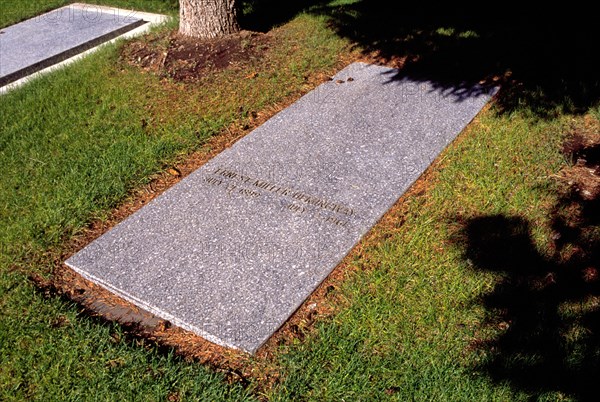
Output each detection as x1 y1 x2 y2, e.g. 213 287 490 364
67 262 245 351
0 3 170 95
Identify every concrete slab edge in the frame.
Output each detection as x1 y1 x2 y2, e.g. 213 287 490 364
66 263 252 353
0 3 170 95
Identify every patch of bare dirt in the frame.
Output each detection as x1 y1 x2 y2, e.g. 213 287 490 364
122 30 270 82
557 116 600 200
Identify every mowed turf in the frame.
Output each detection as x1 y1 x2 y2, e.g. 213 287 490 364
1 1 598 401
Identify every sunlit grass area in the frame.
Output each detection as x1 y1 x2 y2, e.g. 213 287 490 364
1 1 598 400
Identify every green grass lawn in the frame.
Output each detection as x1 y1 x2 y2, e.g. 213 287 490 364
0 0 178 28
1 1 598 401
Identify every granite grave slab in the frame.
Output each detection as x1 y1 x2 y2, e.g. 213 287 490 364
0 3 146 87
66 62 497 353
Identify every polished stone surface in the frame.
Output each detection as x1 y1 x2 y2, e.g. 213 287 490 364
0 4 145 86
66 62 497 353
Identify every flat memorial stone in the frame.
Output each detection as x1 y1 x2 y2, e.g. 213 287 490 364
0 3 145 87
66 62 497 353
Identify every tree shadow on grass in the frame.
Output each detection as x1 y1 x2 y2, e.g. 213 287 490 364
239 0 330 32
308 1 599 117
454 139 600 399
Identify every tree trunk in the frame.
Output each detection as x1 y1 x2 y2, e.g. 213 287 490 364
179 0 239 39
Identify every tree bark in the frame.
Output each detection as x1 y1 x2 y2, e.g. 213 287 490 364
179 0 239 39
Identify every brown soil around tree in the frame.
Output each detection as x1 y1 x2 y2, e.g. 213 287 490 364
121 30 271 82
557 116 600 201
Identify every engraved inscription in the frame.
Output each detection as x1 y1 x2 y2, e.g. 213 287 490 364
204 166 357 229
286 203 305 214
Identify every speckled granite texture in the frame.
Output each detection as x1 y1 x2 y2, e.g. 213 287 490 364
66 62 497 353
0 4 145 87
